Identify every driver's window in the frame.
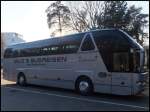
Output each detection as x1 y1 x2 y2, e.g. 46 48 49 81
81 34 95 51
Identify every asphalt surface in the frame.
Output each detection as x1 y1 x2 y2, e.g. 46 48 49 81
1 78 149 111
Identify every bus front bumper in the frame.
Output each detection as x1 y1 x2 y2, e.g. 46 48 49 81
135 72 149 95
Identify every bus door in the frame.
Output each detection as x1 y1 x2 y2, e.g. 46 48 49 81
87 32 112 94
77 32 99 81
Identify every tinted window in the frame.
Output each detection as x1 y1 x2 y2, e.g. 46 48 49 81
4 34 83 58
81 35 95 51
93 30 130 52
40 47 48 55
18 47 40 57
50 45 61 55
132 52 140 72
20 49 28 57
4 48 13 58
93 30 130 72
12 49 19 58
113 52 130 72
32 48 40 56
63 44 79 53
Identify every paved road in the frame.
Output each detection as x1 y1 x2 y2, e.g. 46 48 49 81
1 78 149 111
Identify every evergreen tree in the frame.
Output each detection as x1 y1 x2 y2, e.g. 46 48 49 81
101 1 148 45
102 1 128 29
45 1 70 36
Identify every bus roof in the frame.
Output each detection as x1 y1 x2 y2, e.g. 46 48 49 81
6 28 119 50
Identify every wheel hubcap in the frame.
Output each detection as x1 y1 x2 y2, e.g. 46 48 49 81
19 77 24 84
79 81 89 91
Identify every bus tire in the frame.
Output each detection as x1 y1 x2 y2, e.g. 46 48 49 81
75 77 93 96
17 73 27 86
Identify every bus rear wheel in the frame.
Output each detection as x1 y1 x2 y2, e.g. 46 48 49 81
17 73 27 86
76 77 93 96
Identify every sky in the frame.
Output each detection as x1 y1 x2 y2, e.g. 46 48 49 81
1 1 149 43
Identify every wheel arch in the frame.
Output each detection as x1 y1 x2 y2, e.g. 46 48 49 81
17 72 25 78
75 75 94 91
17 72 27 84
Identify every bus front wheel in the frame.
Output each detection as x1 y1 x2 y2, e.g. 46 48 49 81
76 77 93 96
17 73 27 86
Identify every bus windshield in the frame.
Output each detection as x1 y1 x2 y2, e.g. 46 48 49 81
93 30 144 73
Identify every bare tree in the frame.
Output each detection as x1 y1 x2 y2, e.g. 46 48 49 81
67 1 104 32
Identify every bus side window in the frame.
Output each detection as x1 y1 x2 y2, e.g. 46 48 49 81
20 49 27 57
50 45 61 55
12 49 19 58
4 48 13 58
64 44 79 53
41 47 48 55
34 48 41 56
81 35 95 51
47 47 52 55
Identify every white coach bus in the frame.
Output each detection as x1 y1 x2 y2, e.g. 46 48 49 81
3 29 148 95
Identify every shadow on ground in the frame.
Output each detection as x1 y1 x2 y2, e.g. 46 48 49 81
1 83 149 103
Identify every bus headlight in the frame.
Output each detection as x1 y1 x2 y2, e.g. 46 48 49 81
136 81 146 86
